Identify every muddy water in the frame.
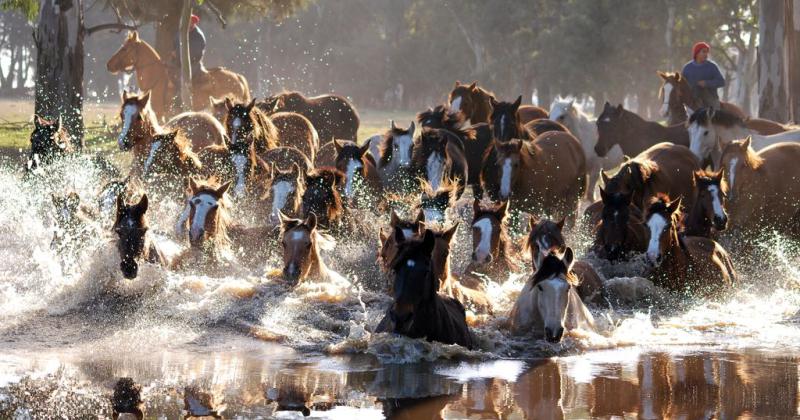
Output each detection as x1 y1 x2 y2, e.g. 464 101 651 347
1 157 800 418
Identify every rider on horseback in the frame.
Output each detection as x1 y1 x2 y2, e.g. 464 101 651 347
681 41 725 110
173 14 206 80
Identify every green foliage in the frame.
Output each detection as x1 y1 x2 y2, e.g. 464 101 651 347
0 0 38 21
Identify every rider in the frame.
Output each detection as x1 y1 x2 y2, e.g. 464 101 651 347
174 14 206 79
681 41 725 109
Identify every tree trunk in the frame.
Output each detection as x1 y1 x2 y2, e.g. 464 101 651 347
178 0 192 109
34 0 85 147
758 0 788 121
785 0 800 122
154 5 181 113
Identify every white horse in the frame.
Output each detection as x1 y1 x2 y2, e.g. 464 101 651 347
508 248 595 342
687 107 800 167
549 99 623 201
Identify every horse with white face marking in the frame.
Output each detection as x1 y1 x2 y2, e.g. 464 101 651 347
378 209 425 275
173 178 233 267
448 80 548 125
468 199 520 277
656 70 747 125
509 248 595 342
490 96 531 142
279 212 341 285
416 178 458 225
141 130 203 194
411 127 468 199
113 194 168 279
301 167 346 230
687 107 800 168
372 120 416 192
719 137 800 237
594 102 689 159
480 132 586 225
334 139 381 206
644 195 736 294
684 169 728 238
549 99 623 201
263 163 305 226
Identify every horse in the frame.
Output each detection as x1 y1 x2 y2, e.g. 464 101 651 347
378 209 424 275
468 199 520 277
333 139 381 204
527 216 604 305
719 137 800 235
524 118 569 136
113 193 168 279
417 178 458 224
173 178 233 267
508 248 595 342
50 192 98 261
448 80 547 124
279 212 341 285
683 169 728 238
412 127 468 199
116 91 226 175
264 91 360 143
549 99 624 201
375 229 474 348
656 71 747 125
371 120 416 191
141 129 203 192
600 142 700 213
480 132 586 225
270 112 319 163
489 96 532 142
107 31 249 119
417 104 492 190
644 195 736 294
595 102 689 158
301 167 346 229
592 188 648 262
263 162 305 226
27 115 74 172
687 107 800 168
314 141 337 167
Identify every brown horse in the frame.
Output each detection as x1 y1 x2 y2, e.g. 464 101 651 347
141 130 203 191
601 142 700 213
417 178 458 224
657 71 747 125
449 81 547 124
595 102 689 158
114 194 167 279
334 139 381 204
173 178 233 267
27 115 74 172
592 188 648 262
719 137 800 235
279 212 341 285
264 91 360 143
219 99 279 197
107 31 249 120
644 195 736 294
372 120 416 191
263 162 305 225
378 209 425 275
524 118 569 136
490 96 531 142
116 91 226 175
412 127 468 199
527 216 604 305
314 141 337 167
683 169 728 238
270 111 319 163
468 199 520 277
480 132 586 224
301 167 346 229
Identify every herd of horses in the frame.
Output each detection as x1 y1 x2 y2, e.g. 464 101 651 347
23 32 800 355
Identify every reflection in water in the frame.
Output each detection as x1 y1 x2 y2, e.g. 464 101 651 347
1 343 798 419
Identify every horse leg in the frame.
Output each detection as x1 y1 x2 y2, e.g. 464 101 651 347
585 160 600 201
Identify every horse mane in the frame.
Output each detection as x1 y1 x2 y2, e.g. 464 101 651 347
694 169 727 194
305 166 345 223
628 158 659 184
647 193 682 226
160 129 202 169
442 110 477 140
420 177 457 205
532 254 579 287
124 96 161 132
742 142 764 170
689 107 746 128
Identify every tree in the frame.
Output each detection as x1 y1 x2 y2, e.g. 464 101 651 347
757 0 787 121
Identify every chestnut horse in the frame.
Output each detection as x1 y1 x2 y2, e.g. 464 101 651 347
448 81 547 124
371 120 416 192
264 91 360 143
657 71 746 125
279 212 343 285
480 132 586 224
221 99 279 197
301 167 346 229
719 137 800 236
468 199 520 277
334 139 381 204
683 169 728 238
107 31 249 120
644 195 736 295
412 127 468 199
378 210 424 275
490 96 532 142
595 102 689 158
173 178 233 267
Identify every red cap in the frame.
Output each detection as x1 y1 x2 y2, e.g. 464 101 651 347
693 42 710 59
190 14 200 26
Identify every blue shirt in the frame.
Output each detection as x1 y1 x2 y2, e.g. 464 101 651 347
681 60 725 90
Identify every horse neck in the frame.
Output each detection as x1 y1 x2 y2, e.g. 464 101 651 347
471 91 493 123
305 240 329 280
133 42 166 89
684 200 712 238
669 103 688 124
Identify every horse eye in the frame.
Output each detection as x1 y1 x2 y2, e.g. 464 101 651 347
703 130 709 136
537 284 543 291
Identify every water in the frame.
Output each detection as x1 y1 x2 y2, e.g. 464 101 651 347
1 155 800 418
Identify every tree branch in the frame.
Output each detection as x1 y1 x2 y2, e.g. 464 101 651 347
85 22 138 36
203 0 226 29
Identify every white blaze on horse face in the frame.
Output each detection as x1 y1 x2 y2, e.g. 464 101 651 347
646 213 667 262
500 158 513 198
401 228 414 239
687 122 711 162
423 208 444 224
472 217 493 263
536 277 570 336
394 134 413 166
426 153 445 191
660 83 673 117
708 185 725 219
232 154 248 196
728 157 739 192
230 117 242 143
270 180 295 223
499 114 506 140
343 158 363 198
189 193 218 242
142 140 161 175
118 104 138 148
175 200 191 237
450 96 462 113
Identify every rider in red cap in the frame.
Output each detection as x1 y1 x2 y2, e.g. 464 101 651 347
681 41 725 109
174 13 206 78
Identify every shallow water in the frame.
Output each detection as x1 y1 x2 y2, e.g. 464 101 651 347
2 157 800 418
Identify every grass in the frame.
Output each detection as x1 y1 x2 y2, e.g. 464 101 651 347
0 98 417 151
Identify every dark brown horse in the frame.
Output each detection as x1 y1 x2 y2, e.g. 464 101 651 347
412 127 468 199
141 130 203 191
279 212 340 285
268 111 319 163
684 169 728 238
27 115 74 172
375 229 474 348
114 194 167 279
265 91 360 143
224 98 279 154
595 102 689 158
378 209 425 275
480 132 586 224
490 96 531 142
301 167 346 229
592 188 648 262
334 139 381 204
468 199 519 277
448 81 547 124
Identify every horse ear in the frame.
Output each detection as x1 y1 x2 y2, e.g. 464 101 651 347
414 209 425 226
599 187 608 202
600 170 611 185
442 222 459 242
421 229 436 256
188 177 199 193
34 114 44 128
668 197 682 214
468 81 478 90
289 162 302 177
139 91 151 107
675 72 682 82
556 217 566 231
217 181 232 197
305 212 317 231
454 80 461 88
224 97 233 111
615 104 623 113
707 107 716 119
379 227 388 245
359 141 370 157
130 31 139 41
490 97 498 108
55 115 62 131
498 200 509 216
393 226 405 243
714 168 724 182
742 136 752 149
116 192 126 214
528 213 539 230
408 121 416 137
603 101 611 110
390 210 400 227
334 139 344 154
512 95 522 110
278 210 292 225
568 99 575 108
135 194 149 214
563 247 575 271
390 119 397 130
246 98 257 111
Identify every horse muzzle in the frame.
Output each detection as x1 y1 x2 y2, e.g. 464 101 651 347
471 251 493 264
120 260 139 279
544 326 564 343
714 215 728 231
283 264 301 285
